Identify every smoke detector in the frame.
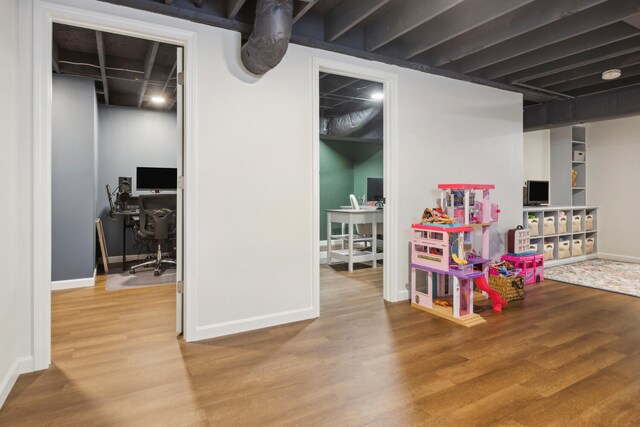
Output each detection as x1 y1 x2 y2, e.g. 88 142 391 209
602 69 622 80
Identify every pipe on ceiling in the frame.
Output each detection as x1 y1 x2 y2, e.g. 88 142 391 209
321 106 382 137
241 0 294 75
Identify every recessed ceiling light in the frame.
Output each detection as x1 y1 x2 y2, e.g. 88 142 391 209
370 92 384 100
602 69 621 80
150 96 166 104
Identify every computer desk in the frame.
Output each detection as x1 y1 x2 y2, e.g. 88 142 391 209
112 210 139 269
326 208 383 272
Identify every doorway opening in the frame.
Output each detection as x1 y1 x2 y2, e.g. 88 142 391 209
313 60 399 310
49 22 185 350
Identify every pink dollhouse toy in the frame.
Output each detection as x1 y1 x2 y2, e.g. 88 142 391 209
410 184 504 327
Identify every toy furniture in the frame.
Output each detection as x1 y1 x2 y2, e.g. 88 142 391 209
507 226 531 254
411 184 503 327
500 253 544 284
326 208 383 271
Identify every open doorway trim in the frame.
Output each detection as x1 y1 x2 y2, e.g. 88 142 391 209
311 57 400 308
32 0 199 371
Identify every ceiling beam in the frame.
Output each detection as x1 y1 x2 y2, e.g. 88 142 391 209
547 64 640 93
95 31 110 105
397 0 534 60
165 0 173 4
448 0 640 74
292 34 555 103
52 39 61 73
479 23 639 80
505 35 640 83
413 0 605 68
96 0 252 35
293 0 319 24
529 51 640 88
137 41 160 108
524 84 640 130
162 61 178 95
364 0 463 52
563 74 640 97
226 0 246 19
324 0 391 42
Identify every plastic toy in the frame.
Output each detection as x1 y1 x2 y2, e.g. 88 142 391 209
501 254 544 284
410 184 502 327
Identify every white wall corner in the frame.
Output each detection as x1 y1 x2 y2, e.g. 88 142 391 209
0 356 34 410
395 289 410 302
51 277 95 291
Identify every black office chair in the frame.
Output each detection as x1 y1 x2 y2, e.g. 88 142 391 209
129 194 177 276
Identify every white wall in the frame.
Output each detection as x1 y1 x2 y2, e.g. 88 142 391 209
0 0 32 408
587 117 640 262
523 129 550 182
12 0 524 373
97 105 177 257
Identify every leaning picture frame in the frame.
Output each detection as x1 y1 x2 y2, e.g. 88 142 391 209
96 218 109 274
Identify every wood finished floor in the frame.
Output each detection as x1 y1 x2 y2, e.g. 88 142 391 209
1 267 640 426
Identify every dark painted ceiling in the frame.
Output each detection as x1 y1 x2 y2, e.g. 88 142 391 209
94 0 640 126
53 23 178 110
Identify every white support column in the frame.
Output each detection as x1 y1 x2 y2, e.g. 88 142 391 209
453 276 460 318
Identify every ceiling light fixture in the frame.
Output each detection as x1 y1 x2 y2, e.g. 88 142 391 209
150 96 166 104
370 92 384 101
602 69 621 80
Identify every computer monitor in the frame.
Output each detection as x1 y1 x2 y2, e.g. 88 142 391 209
367 177 383 202
136 167 178 192
526 180 549 205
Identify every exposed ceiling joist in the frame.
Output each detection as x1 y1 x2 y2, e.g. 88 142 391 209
364 0 463 52
480 23 640 80
398 0 534 60
162 61 178 95
324 0 391 42
414 0 605 68
529 50 640 88
226 0 246 19
548 63 640 93
137 40 160 108
524 84 640 130
95 31 109 105
507 35 640 83
52 39 61 73
293 0 319 24
448 0 640 74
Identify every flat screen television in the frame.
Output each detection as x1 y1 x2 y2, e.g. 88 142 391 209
367 177 383 202
526 180 549 206
136 167 178 192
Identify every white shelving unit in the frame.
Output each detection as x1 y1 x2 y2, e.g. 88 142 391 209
523 206 598 267
550 125 587 206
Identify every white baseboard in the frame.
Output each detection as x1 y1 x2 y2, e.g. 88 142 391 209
51 276 95 291
0 356 34 409
188 307 317 342
395 289 410 302
599 253 640 264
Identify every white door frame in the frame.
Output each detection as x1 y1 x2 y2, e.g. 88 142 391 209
31 0 199 370
311 57 400 308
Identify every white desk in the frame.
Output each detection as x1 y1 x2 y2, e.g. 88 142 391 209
326 208 383 271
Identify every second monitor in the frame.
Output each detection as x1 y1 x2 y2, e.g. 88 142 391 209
137 167 178 192
367 177 383 202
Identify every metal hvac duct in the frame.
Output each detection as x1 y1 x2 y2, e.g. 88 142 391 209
321 106 382 137
241 0 294 75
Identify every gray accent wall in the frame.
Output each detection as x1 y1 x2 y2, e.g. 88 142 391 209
52 75 97 282
98 105 177 257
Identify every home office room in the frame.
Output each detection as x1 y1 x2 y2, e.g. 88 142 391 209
51 24 182 308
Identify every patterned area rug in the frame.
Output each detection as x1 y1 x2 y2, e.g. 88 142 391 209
545 259 640 297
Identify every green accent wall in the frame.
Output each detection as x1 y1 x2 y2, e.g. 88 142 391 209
320 139 383 240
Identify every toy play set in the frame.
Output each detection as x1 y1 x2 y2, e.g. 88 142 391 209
410 183 543 327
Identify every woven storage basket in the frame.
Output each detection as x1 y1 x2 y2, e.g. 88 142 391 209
488 274 525 302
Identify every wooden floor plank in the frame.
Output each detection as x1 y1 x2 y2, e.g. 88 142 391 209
1 266 640 426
